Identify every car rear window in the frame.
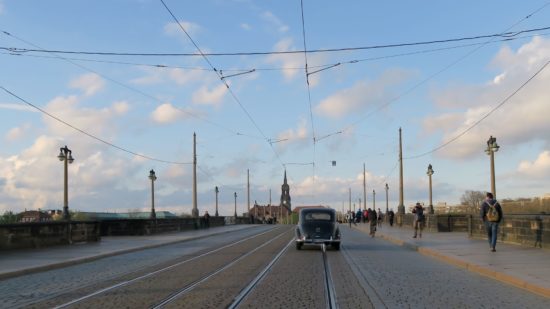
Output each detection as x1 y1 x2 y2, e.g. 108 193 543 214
304 212 332 221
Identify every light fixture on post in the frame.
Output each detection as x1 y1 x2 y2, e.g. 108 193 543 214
148 169 157 220
57 145 74 221
427 164 434 214
485 136 500 198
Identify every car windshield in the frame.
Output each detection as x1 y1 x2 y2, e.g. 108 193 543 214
304 212 332 221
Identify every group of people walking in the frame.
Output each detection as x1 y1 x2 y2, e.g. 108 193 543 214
346 208 397 237
343 191 503 253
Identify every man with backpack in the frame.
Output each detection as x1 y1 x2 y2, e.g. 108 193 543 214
480 192 503 252
412 203 425 238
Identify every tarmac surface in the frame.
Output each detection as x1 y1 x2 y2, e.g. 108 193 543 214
1 223 549 298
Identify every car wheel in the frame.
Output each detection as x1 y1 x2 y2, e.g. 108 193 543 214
296 242 302 250
332 243 340 251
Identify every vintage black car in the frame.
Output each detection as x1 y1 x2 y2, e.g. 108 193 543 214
295 208 340 250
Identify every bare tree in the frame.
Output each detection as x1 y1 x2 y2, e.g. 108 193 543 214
460 190 486 213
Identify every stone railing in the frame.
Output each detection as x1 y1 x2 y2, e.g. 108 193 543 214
396 213 549 248
0 221 101 250
99 216 230 236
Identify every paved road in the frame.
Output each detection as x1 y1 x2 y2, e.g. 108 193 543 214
1 223 549 308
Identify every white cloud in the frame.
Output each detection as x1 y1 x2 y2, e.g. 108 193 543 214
5 124 31 142
517 151 550 178
261 11 289 33
164 20 201 37
273 119 310 153
69 73 105 96
43 95 126 139
192 84 227 106
266 38 302 80
429 37 550 159
0 103 37 112
316 69 412 119
151 103 188 124
241 23 251 30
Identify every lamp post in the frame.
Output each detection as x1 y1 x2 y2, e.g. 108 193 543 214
148 169 157 220
234 192 237 219
385 183 389 214
485 136 500 198
373 189 376 209
427 164 434 214
215 186 219 217
57 145 74 220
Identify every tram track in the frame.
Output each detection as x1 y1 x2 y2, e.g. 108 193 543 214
47 226 292 309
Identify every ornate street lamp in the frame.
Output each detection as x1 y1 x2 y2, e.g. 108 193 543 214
485 136 500 198
215 186 219 217
148 169 157 220
57 145 74 220
427 164 434 214
373 189 376 209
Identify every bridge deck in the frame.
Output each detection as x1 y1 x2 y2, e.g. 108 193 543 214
0 223 549 297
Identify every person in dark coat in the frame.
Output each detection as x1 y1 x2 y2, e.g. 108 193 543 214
388 209 395 226
368 208 377 237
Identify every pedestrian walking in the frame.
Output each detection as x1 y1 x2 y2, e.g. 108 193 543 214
203 210 210 228
377 208 383 227
388 209 395 227
368 208 377 237
480 192 503 252
412 203 425 238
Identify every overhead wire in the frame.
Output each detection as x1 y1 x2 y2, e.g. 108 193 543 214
2 25 550 57
158 0 285 168
0 86 192 165
0 30 248 138
315 2 550 144
405 59 550 159
299 0 318 199
3 32 549 74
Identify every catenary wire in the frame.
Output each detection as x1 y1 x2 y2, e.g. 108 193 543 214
0 86 192 165
404 59 550 159
2 26 550 57
2 32 548 74
159 0 285 168
316 2 550 144
299 0 318 198
0 30 249 138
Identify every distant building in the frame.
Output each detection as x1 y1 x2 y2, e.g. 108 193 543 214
18 210 53 223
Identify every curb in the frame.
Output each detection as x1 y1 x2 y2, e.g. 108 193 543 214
377 232 550 299
0 225 259 281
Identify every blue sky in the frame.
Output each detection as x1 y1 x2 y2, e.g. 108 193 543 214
1 0 550 216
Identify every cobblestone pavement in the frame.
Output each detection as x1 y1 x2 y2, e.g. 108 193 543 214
0 225 276 309
2 223 550 309
339 225 550 308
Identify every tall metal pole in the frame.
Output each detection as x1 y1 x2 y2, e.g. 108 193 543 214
427 164 434 214
398 127 405 214
348 188 351 213
385 183 389 214
485 136 500 199
149 170 157 220
269 188 272 219
373 190 376 209
363 163 367 212
63 153 69 219
192 132 198 218
234 192 237 218
215 186 219 217
490 151 496 199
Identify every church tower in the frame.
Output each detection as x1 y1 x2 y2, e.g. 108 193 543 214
280 170 291 213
